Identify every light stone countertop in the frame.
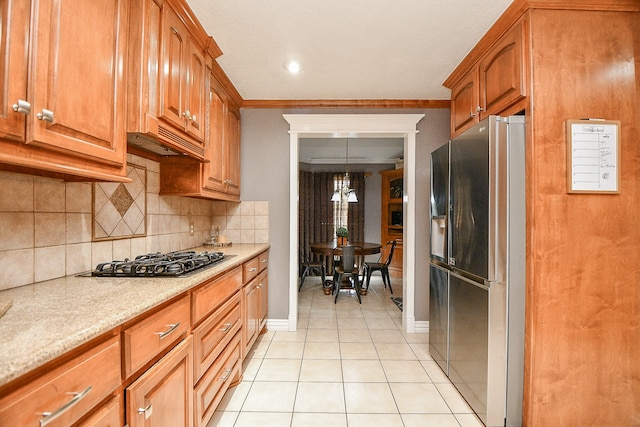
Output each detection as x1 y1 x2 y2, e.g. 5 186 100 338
0 243 269 388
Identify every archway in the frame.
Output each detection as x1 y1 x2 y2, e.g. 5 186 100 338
284 114 424 332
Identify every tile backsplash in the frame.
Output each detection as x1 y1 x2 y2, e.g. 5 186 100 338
0 154 269 291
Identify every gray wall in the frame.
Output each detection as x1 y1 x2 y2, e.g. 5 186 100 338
240 108 450 322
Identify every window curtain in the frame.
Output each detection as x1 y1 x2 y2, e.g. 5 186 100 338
299 171 366 271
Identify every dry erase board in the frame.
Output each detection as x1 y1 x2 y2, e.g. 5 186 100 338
567 120 620 194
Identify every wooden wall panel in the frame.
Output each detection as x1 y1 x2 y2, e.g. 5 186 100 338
524 9 640 426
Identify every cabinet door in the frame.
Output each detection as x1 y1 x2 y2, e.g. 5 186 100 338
225 107 241 196
243 279 259 357
160 8 187 132
258 270 268 331
0 0 29 142
185 40 205 141
126 337 193 427
479 21 527 119
450 68 479 136
28 0 128 166
203 76 227 193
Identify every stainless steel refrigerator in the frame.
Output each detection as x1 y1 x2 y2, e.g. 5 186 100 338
429 115 526 427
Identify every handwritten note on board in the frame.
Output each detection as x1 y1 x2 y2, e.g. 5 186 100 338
567 120 620 193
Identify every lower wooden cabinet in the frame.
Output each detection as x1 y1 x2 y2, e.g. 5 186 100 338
194 332 242 427
76 395 121 427
126 336 194 427
0 336 121 427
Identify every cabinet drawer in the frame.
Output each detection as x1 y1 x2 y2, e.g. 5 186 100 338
77 394 120 427
123 296 190 378
192 266 242 324
193 291 242 382
257 250 269 273
194 332 241 427
243 257 260 283
0 336 120 427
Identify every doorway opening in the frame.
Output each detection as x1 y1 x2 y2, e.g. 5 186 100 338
284 114 424 332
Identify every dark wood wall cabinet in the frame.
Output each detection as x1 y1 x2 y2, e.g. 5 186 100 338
379 169 403 273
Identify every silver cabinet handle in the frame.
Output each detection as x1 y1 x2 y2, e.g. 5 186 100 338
40 386 92 427
155 323 180 340
220 368 232 382
137 403 153 419
191 114 197 123
261 259 268 263
476 106 484 112
36 109 54 123
12 99 31 115
219 322 233 333
182 110 192 120
248 267 257 272
469 112 476 118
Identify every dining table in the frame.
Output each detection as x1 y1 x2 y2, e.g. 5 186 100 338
309 241 382 295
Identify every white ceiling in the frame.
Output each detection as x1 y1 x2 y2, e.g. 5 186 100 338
185 0 513 101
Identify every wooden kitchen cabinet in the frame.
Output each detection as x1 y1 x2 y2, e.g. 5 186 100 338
126 336 193 427
127 0 216 160
242 250 269 358
0 336 121 427
380 169 403 273
446 19 528 137
159 72 241 201
0 0 130 181
76 395 121 427
123 296 191 379
160 4 206 143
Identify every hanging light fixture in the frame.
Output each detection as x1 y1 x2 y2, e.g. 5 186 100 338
331 138 358 203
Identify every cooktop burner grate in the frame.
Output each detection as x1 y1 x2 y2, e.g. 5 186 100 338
90 251 226 277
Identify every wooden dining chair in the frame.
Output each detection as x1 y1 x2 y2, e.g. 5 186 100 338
333 245 363 303
299 249 326 292
363 240 397 294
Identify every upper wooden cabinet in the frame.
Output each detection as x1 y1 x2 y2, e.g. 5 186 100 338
160 6 206 143
0 0 129 181
446 19 528 137
159 72 241 201
127 0 212 160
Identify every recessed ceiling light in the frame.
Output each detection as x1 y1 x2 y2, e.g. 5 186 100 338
284 61 302 74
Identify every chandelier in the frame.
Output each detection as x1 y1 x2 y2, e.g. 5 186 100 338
331 138 358 203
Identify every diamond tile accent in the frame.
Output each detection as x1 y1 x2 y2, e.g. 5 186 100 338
110 184 134 216
93 164 146 241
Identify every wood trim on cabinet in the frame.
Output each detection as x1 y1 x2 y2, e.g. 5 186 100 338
241 99 451 109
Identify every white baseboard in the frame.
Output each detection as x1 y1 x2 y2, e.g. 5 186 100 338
266 318 290 331
413 320 429 334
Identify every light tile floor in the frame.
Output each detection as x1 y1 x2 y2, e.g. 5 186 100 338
208 275 483 427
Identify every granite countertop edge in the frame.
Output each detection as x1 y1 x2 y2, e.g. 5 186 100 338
0 243 270 388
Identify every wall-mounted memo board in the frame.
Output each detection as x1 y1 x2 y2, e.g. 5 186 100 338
567 119 620 194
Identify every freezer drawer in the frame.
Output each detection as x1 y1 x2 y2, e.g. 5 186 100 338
429 263 449 375
448 273 489 424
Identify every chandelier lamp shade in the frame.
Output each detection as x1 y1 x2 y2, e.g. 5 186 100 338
331 138 358 203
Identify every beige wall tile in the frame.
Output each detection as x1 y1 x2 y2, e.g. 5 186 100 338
35 245 66 282
0 212 34 251
130 237 147 257
91 241 113 267
240 230 255 244
241 215 255 230
255 215 269 230
255 201 269 216
66 243 92 275
35 213 66 247
211 201 226 216
66 213 92 244
112 239 131 261
255 229 269 244
0 249 34 290
35 177 65 212
66 182 92 213
0 172 33 212
240 201 255 215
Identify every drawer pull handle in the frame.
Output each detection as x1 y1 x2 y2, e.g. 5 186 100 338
220 368 232 382
219 322 234 333
36 108 54 123
155 323 180 340
248 267 257 272
40 385 92 427
137 403 153 419
261 259 268 263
